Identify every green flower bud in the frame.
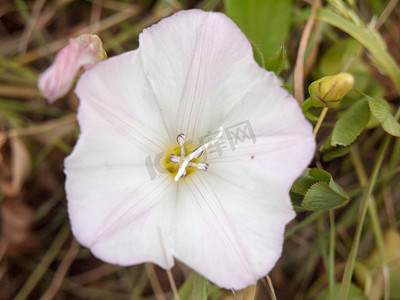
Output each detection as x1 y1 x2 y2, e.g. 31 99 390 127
309 73 354 108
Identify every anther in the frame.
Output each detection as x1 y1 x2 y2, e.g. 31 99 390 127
176 133 185 157
177 133 185 145
169 154 180 163
188 162 209 171
174 127 224 181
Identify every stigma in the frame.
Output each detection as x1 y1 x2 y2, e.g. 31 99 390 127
171 127 224 181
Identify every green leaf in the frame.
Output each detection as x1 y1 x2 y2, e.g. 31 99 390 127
265 44 285 75
289 190 305 209
250 40 265 68
290 169 349 211
366 95 400 137
207 284 220 300
383 117 400 137
192 273 207 300
302 182 348 211
311 169 348 198
308 169 332 183
316 283 366 300
322 145 352 162
291 172 317 195
224 0 292 59
178 273 194 300
331 100 370 146
366 95 389 122
290 170 317 209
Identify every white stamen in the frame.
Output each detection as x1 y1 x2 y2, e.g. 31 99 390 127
176 133 185 157
188 162 209 171
193 147 203 159
174 127 224 181
169 154 180 163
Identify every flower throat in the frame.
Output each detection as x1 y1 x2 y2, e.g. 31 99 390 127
162 127 224 181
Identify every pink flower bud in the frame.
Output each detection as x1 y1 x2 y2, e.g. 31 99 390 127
38 34 105 103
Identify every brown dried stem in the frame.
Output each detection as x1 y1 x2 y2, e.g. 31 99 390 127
294 0 320 104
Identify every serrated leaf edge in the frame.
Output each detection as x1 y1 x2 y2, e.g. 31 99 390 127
301 181 349 211
365 94 400 137
331 100 371 147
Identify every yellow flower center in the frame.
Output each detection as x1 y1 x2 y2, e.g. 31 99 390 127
162 143 202 179
164 128 223 181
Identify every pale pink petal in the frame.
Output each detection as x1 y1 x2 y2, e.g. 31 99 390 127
207 135 315 191
74 50 171 152
203 73 316 190
38 34 105 103
67 169 176 267
172 171 294 290
139 9 264 140
65 97 175 268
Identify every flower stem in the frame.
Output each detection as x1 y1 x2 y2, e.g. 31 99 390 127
301 97 312 112
340 135 391 299
313 104 334 299
328 210 335 300
313 107 329 135
349 146 389 299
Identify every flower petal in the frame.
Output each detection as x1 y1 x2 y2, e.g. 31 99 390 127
205 133 316 192
172 171 294 290
204 72 316 190
65 91 176 267
219 71 314 139
67 169 176 267
139 9 263 140
75 50 171 155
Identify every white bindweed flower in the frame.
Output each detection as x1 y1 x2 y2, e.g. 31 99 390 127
38 34 105 103
65 9 315 289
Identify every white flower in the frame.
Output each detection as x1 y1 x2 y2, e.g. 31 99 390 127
38 34 105 103
65 9 315 289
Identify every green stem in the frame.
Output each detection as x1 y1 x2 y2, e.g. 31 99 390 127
350 146 389 298
347 165 400 199
318 217 329 271
301 97 312 113
328 210 335 300
340 135 391 299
